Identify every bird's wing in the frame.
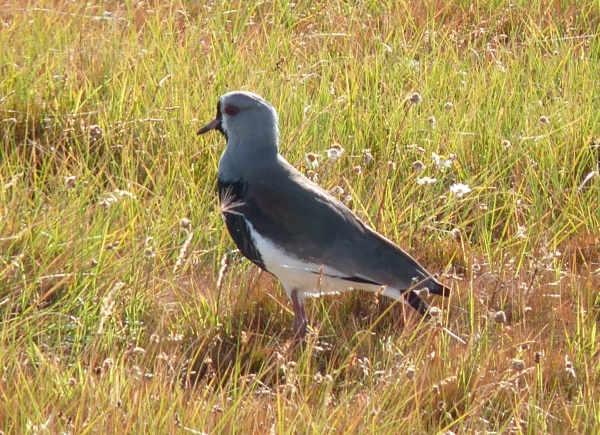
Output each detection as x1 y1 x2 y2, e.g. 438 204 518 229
225 160 448 296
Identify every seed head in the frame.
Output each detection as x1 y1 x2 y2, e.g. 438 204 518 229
102 357 115 371
64 175 76 189
180 217 192 231
511 359 525 371
429 307 441 317
408 92 422 105
144 246 155 259
363 149 374 165
306 152 319 168
494 310 507 324
88 124 103 141
327 147 344 161
132 347 146 356
565 355 576 377
412 160 426 172
330 186 344 196
412 288 430 298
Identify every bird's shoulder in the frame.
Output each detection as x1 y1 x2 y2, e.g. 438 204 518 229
249 159 363 230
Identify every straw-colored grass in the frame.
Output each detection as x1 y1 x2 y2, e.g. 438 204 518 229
1 0 599 433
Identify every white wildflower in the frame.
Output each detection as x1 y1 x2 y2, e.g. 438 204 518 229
450 183 471 197
432 152 453 170
417 177 437 185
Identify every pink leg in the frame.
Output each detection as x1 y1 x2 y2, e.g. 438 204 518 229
291 289 308 339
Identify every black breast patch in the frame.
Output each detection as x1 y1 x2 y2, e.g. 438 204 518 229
218 178 267 270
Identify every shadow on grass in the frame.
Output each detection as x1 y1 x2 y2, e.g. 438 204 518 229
178 287 439 391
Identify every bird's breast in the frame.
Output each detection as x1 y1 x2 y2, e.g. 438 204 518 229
217 178 267 270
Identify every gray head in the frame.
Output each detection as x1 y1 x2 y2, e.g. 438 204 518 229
198 91 280 180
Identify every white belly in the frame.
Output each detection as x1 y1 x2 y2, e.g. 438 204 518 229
246 220 400 300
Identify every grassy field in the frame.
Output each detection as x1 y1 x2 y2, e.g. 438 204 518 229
1 0 600 433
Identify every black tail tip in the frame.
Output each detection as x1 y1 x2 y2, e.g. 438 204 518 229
427 281 451 297
404 291 430 316
439 284 451 297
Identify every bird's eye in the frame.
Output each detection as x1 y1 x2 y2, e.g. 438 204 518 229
224 105 240 116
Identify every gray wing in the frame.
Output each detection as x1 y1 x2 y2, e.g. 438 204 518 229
244 160 449 298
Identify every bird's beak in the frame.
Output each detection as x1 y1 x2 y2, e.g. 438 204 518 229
197 117 220 135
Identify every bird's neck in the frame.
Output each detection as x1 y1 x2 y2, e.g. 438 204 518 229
218 138 279 182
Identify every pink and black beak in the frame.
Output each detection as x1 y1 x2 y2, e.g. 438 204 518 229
197 103 224 136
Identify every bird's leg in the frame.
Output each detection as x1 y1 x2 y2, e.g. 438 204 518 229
291 289 308 339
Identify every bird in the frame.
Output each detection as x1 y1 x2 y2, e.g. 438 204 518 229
198 90 455 340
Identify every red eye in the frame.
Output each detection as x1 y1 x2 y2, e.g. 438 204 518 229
224 105 240 116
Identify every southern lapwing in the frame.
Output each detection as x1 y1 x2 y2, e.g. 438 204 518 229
198 91 456 340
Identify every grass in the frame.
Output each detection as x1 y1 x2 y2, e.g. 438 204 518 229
1 0 599 433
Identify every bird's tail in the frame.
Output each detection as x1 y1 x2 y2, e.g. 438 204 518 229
429 281 451 297
404 290 431 316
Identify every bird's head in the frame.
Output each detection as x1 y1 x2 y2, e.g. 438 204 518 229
197 91 280 154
